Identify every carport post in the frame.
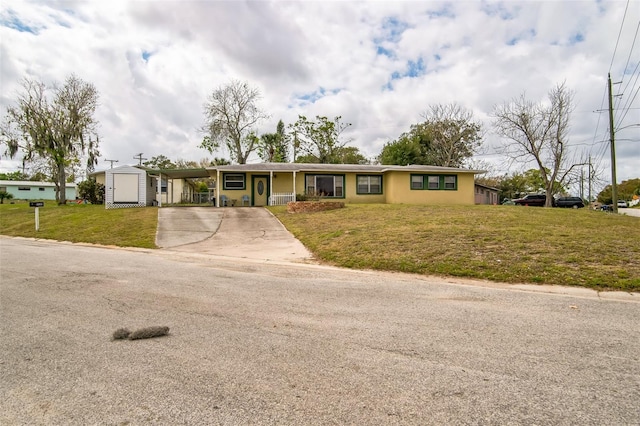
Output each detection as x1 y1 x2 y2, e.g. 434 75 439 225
216 169 221 208
269 170 273 206
292 171 296 201
157 173 162 207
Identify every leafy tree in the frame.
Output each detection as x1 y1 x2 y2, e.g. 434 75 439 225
332 146 369 164
378 103 482 167
200 80 269 164
493 82 576 207
378 135 423 166
597 178 640 204
0 171 25 181
144 155 176 169
175 157 231 168
289 115 352 163
1 75 100 205
0 190 13 204
258 120 289 162
77 178 105 204
497 173 528 201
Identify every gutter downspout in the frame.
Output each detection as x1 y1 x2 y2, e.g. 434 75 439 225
269 170 273 206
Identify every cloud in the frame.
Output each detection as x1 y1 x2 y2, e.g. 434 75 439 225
0 0 637 195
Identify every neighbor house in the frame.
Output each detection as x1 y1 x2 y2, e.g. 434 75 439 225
92 163 484 208
474 183 499 205
0 180 77 201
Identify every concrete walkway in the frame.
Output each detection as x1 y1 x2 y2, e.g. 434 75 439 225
156 207 315 263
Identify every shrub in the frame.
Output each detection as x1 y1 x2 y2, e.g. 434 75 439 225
77 179 105 204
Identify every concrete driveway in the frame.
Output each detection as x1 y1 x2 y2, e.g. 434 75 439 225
156 207 315 263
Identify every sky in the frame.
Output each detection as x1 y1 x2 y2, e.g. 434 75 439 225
1 0 638 195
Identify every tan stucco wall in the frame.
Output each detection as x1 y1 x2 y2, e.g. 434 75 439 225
385 171 475 205
272 173 295 194
217 170 476 206
95 174 105 185
293 172 386 203
161 179 194 204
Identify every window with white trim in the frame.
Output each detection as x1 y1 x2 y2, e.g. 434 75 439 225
223 173 246 190
357 175 382 194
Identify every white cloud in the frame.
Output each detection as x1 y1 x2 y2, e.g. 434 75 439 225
0 0 638 194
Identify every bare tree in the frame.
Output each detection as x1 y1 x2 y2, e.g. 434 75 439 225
421 103 484 167
1 75 100 204
493 83 575 207
200 80 269 164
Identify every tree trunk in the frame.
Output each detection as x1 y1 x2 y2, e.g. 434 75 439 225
58 162 67 205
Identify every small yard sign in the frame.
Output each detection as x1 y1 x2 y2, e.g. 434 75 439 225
29 201 44 207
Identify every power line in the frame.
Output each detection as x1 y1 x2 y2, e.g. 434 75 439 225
609 0 630 73
616 84 640 127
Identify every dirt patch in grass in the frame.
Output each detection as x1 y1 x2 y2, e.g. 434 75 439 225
269 204 640 291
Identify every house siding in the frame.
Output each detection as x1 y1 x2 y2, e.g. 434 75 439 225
385 172 475 205
0 180 77 201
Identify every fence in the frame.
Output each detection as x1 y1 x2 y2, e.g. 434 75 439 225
269 192 296 206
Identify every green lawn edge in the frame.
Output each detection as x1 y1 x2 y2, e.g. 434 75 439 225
269 204 640 292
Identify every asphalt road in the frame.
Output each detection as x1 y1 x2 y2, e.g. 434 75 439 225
1 237 639 425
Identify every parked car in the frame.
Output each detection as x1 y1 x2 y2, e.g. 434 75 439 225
617 200 628 208
555 196 585 209
513 194 548 207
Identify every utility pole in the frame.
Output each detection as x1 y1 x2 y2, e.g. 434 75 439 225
607 73 618 213
588 155 592 205
133 153 147 166
105 159 119 169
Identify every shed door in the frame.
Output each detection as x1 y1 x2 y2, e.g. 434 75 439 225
113 174 139 202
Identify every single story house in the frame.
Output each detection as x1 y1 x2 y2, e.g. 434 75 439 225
212 163 483 207
91 163 484 209
474 183 499 205
0 180 77 201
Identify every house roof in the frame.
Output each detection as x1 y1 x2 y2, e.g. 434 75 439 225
89 165 211 179
0 180 76 187
145 168 211 179
90 163 485 179
210 163 484 174
474 182 499 191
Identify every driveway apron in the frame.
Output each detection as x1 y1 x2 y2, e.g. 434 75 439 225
156 207 315 263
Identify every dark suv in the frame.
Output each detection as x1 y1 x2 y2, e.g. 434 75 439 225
555 196 585 209
513 194 547 207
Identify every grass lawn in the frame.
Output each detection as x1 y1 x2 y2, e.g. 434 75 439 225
269 204 640 291
0 200 157 248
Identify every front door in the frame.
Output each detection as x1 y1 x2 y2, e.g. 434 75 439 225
252 176 269 206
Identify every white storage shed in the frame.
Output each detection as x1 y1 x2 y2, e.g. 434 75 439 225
105 165 157 209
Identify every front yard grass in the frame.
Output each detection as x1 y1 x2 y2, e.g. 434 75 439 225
2 201 638 290
0 201 157 248
269 204 640 291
